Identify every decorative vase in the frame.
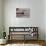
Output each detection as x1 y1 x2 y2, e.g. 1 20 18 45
3 32 6 39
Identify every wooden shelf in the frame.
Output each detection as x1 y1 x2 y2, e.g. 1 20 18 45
10 31 30 35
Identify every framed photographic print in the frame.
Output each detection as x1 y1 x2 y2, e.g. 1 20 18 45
16 8 30 18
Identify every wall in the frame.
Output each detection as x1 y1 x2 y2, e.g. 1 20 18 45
45 0 46 40
0 0 3 38
4 0 45 40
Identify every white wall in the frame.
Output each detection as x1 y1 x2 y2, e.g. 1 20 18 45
4 0 45 40
45 0 46 40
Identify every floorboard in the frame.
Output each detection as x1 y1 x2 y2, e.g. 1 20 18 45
0 40 46 46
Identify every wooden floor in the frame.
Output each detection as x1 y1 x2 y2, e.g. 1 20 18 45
0 40 46 46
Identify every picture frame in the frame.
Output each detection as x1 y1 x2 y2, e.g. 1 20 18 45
16 8 30 18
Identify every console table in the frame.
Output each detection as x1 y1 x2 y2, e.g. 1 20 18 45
9 27 38 40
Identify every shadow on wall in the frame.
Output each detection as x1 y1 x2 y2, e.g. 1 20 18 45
0 31 3 39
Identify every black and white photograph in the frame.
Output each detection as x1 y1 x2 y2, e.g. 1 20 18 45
16 8 30 18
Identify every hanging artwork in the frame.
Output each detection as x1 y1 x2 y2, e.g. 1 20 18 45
16 8 30 18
